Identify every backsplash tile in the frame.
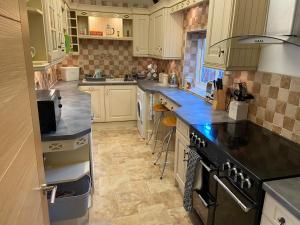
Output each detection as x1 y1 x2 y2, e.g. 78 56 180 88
225 71 300 144
59 39 182 79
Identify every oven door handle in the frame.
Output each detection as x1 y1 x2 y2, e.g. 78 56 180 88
213 175 254 213
199 160 211 172
197 193 209 208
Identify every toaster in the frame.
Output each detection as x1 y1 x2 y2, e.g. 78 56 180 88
36 89 62 134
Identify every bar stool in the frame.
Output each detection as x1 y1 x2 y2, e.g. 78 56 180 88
147 103 169 154
154 116 176 179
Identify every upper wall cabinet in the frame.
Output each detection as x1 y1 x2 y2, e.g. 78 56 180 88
44 0 66 62
133 15 150 57
27 0 67 70
204 0 269 71
149 8 183 59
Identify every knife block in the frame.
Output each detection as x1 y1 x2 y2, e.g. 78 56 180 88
212 90 226 111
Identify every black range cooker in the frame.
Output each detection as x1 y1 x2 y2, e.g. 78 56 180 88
189 121 300 225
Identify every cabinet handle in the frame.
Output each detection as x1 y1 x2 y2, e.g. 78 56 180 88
41 184 57 204
278 217 286 225
218 47 225 57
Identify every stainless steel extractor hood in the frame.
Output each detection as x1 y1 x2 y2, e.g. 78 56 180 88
210 0 300 48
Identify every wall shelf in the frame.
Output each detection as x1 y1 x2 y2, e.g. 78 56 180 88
78 35 133 41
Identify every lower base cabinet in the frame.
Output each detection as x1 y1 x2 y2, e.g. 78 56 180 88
260 194 299 225
79 85 137 122
105 85 137 122
174 119 190 195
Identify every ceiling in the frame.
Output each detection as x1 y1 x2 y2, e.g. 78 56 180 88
71 0 155 8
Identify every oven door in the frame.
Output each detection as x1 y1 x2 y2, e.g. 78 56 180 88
213 175 257 225
192 155 217 225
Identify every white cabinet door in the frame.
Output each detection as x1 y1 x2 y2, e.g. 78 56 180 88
105 86 137 122
133 15 149 57
174 130 190 194
79 86 105 122
205 0 233 67
149 14 155 56
153 10 164 57
43 0 65 62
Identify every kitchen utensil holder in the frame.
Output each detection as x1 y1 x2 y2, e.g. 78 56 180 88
212 90 226 111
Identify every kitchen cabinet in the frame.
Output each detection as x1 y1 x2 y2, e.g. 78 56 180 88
174 119 190 195
204 0 268 71
149 8 183 59
79 85 136 122
105 85 137 122
260 193 299 225
44 0 66 62
133 15 150 57
79 86 105 122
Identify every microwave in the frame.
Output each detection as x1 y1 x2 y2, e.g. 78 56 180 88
36 89 62 134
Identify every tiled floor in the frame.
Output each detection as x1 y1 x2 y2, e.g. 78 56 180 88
89 122 194 225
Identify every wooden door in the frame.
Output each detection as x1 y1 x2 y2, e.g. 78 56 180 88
133 15 149 57
0 1 50 225
105 86 137 122
174 131 190 195
204 0 233 69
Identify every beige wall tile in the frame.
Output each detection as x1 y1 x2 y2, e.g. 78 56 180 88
269 86 279 99
294 120 300 136
260 84 270 97
285 104 297 119
288 91 300 106
283 116 295 131
275 100 287 114
273 112 284 127
277 88 289 101
270 73 281 87
280 75 291 89
281 128 293 140
290 77 300 92
266 98 276 111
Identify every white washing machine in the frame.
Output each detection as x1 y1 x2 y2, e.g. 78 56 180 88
137 87 147 138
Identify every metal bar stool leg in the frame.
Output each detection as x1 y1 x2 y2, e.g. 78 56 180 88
148 112 164 154
160 128 175 179
153 128 172 165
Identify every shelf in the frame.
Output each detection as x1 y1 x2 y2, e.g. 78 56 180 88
78 35 133 41
27 7 43 15
45 161 90 184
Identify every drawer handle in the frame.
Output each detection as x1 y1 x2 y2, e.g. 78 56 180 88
41 184 57 204
278 217 286 225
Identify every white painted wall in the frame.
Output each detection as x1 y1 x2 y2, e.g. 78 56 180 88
258 45 300 77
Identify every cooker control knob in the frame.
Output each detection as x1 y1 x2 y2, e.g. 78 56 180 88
200 140 207 147
58 104 62 108
58 96 62 100
192 135 198 143
237 172 245 183
190 132 195 139
229 167 238 178
241 177 252 189
222 161 231 171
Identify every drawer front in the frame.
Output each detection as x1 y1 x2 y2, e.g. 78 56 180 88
176 118 189 139
262 194 299 225
48 176 91 222
159 94 178 111
42 134 89 153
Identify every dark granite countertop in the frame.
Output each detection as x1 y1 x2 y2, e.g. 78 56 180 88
41 81 92 142
138 80 234 125
263 177 300 220
78 80 137 86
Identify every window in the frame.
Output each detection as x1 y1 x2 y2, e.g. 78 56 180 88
195 38 224 89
